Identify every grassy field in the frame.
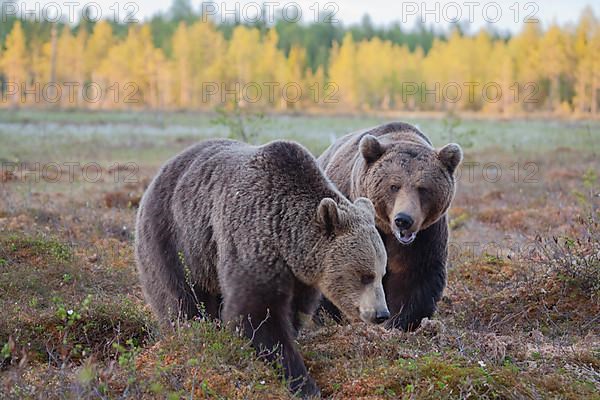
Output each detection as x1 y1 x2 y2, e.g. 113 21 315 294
0 110 599 399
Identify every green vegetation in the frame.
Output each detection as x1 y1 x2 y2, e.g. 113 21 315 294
0 110 598 166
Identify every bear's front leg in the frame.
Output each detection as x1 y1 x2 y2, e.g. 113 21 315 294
291 280 322 337
383 217 448 331
222 278 320 398
384 270 439 331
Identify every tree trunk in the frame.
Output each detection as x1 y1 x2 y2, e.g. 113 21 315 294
49 24 58 108
592 74 598 116
551 75 560 112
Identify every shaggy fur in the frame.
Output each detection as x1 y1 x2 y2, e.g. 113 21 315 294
318 122 462 331
135 139 387 397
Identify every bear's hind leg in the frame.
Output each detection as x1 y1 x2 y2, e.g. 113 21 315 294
137 239 221 325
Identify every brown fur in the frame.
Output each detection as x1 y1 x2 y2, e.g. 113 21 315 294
318 122 462 331
135 139 387 397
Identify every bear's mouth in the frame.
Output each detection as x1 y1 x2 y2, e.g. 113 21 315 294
394 230 417 245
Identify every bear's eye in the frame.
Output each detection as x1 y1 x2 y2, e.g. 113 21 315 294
361 273 375 285
390 185 400 193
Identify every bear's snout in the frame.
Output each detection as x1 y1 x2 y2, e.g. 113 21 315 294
358 278 390 325
394 213 414 230
375 309 390 324
360 307 391 324
393 212 418 245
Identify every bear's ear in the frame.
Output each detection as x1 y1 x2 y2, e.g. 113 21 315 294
317 198 342 233
438 143 463 174
359 134 386 163
354 197 376 220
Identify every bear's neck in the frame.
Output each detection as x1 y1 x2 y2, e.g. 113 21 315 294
277 195 343 287
286 235 324 286
277 207 327 286
349 158 369 200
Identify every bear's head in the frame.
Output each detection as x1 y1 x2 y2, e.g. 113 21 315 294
356 134 462 245
316 197 389 324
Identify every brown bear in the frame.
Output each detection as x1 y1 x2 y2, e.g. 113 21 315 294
135 139 389 397
318 122 462 331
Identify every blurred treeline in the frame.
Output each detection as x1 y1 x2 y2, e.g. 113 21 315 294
0 1 599 115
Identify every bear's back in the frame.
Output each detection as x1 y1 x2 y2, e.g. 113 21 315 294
249 140 327 194
165 139 333 267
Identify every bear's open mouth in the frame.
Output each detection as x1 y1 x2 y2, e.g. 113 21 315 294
394 230 417 245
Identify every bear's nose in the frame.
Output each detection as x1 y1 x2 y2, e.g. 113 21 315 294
375 309 390 324
394 213 414 230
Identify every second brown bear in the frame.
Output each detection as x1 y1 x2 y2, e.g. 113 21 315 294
319 122 462 331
